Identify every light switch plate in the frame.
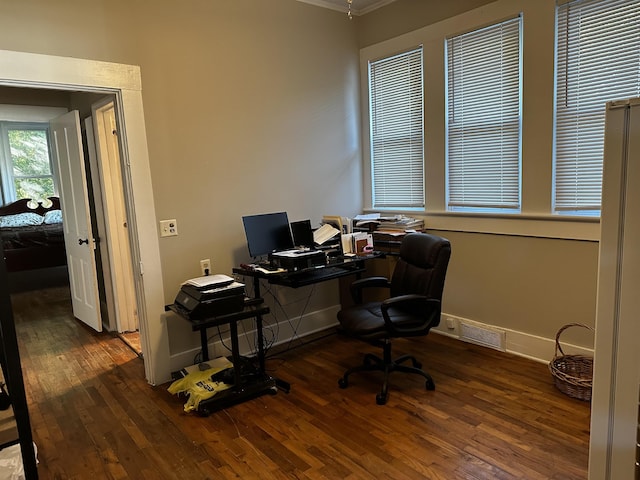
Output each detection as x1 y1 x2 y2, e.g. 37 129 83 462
159 219 178 237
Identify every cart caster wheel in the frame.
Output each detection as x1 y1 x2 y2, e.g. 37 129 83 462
425 379 435 391
338 378 348 389
376 393 387 405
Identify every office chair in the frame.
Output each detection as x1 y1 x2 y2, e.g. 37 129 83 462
337 232 451 405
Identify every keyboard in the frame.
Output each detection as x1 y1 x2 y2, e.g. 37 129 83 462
256 262 281 272
285 266 357 284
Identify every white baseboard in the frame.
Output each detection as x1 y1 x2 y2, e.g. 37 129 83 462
434 313 593 364
169 307 594 373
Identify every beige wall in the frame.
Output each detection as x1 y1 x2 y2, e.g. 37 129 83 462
354 0 496 47
441 231 598 340
0 0 361 281
0 0 363 360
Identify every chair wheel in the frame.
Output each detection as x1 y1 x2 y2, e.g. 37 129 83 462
376 393 387 405
338 378 348 389
425 378 435 391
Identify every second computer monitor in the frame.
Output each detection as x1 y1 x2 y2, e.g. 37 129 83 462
290 219 314 249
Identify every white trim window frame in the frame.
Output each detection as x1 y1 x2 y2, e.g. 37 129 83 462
368 46 425 210
0 121 57 204
553 0 640 216
445 15 523 214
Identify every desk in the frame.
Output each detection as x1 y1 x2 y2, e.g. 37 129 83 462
240 255 384 312
233 255 374 296
166 300 279 415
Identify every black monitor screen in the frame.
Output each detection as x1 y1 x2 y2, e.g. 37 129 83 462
290 219 314 248
242 212 294 258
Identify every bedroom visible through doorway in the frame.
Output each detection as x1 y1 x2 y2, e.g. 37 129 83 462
0 91 143 364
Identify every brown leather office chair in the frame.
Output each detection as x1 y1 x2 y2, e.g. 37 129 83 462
337 232 451 405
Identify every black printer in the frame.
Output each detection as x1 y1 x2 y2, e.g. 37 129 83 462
174 274 245 320
268 249 326 271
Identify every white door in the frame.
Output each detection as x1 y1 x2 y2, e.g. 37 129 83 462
92 102 138 333
50 110 102 332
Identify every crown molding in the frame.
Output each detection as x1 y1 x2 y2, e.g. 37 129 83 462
295 0 397 16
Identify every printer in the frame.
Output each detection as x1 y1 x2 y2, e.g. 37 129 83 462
174 274 246 320
269 249 326 271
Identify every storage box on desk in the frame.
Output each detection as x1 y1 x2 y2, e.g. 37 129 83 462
372 230 406 252
175 281 246 320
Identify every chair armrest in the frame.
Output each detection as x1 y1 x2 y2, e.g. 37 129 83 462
350 276 391 304
380 295 441 336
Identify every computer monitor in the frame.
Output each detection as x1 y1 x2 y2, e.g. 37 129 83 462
290 219 314 248
242 212 294 259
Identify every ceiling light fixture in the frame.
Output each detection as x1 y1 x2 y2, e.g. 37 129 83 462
347 0 353 19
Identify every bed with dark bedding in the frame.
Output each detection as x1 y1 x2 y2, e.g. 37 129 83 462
0 197 66 272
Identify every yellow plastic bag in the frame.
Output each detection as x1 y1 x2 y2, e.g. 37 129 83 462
168 364 233 413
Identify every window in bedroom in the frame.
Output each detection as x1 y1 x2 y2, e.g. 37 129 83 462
0 122 56 204
369 46 424 209
445 16 522 213
554 0 640 216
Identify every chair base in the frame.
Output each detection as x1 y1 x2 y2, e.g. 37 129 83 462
338 340 435 405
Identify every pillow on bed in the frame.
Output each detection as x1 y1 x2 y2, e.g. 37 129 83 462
43 209 63 225
0 212 44 228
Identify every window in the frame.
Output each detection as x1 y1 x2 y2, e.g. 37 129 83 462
0 122 56 204
445 16 522 213
554 0 640 215
369 47 424 209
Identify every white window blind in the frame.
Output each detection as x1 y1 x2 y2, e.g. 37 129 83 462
555 0 640 214
369 47 424 209
446 17 522 212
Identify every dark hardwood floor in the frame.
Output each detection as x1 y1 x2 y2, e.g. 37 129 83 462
10 287 590 479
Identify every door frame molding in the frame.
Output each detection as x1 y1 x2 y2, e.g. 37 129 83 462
0 49 169 385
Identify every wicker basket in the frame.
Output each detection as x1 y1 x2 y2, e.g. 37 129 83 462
548 323 594 401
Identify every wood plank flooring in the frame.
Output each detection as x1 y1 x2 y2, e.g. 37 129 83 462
10 287 590 479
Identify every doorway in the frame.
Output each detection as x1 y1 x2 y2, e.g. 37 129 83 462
0 49 168 385
4 95 142 353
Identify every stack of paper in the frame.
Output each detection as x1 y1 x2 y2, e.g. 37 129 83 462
341 232 373 255
184 274 234 290
354 213 423 232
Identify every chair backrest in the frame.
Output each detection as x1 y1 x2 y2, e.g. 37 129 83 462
390 232 451 303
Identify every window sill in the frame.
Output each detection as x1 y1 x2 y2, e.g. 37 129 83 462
427 212 600 241
363 209 601 242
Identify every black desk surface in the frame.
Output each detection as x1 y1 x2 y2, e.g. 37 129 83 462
233 254 378 287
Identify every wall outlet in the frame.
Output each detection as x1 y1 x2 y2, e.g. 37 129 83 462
446 316 456 330
200 259 211 276
159 219 178 237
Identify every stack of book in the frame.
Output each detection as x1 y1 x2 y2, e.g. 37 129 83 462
353 214 424 232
